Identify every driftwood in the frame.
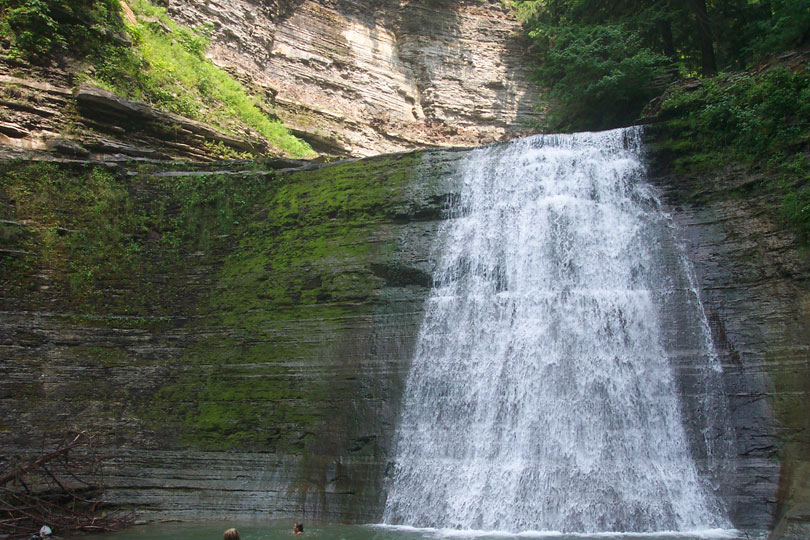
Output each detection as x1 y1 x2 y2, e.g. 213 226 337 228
0 431 134 539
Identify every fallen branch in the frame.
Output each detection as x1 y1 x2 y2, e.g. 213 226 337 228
0 432 87 488
0 431 134 539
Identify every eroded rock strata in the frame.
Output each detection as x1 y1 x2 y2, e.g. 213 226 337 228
0 151 464 521
0 71 266 162
166 0 542 156
1 140 809 535
645 137 810 538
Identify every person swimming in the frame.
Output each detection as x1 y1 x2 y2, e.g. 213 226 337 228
293 522 304 535
223 528 240 540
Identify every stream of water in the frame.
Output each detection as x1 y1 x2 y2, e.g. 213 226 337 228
382 129 733 535
86 520 740 540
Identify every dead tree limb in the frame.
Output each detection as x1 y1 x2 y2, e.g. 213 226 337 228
0 431 134 540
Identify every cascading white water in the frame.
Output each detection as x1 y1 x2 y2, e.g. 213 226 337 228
382 128 731 534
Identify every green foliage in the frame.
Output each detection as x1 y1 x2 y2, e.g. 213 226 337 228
529 21 667 130
512 0 810 130
156 170 268 253
513 0 677 130
87 0 313 158
742 0 810 61
0 0 123 61
660 67 810 239
0 0 311 157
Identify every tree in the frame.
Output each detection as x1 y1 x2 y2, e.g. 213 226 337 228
0 0 123 61
687 0 716 76
512 0 810 130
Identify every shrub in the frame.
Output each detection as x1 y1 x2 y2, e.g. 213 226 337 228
0 0 123 61
660 67 810 239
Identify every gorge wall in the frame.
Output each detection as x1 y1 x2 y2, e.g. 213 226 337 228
0 152 465 522
644 136 810 539
2 1 808 537
2 138 809 536
165 0 542 156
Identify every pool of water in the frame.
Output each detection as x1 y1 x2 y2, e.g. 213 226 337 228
83 521 748 540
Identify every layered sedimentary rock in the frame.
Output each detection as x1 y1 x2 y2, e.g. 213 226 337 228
1 138 809 536
166 0 542 156
645 138 810 537
0 72 265 161
0 151 465 522
0 0 541 160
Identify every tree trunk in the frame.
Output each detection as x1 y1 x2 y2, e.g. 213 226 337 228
688 0 717 76
659 19 676 59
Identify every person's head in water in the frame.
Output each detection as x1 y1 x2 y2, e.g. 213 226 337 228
293 522 304 534
223 528 240 540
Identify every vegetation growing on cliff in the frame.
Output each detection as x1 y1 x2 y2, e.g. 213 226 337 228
0 0 124 61
0 160 270 315
659 66 810 239
90 0 312 157
512 0 810 131
149 153 421 450
0 0 312 158
1 152 425 451
511 1 810 241
1 159 324 450
0 162 150 312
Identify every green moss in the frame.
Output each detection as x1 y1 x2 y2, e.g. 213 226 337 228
1 161 149 311
142 152 422 450
769 309 810 451
143 366 326 451
70 345 130 367
0 161 278 316
3 153 425 452
202 153 419 325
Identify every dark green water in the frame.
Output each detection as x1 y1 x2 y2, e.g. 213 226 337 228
84 520 745 540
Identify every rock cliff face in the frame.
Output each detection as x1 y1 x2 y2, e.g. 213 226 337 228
165 0 542 156
644 135 810 538
2 137 809 536
0 71 268 162
0 152 464 522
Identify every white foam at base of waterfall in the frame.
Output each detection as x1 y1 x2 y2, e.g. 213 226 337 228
371 523 741 539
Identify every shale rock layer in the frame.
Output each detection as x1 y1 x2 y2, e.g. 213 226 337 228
0 152 463 521
645 137 810 538
166 0 542 156
2 142 809 535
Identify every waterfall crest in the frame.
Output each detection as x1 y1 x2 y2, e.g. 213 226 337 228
382 129 730 533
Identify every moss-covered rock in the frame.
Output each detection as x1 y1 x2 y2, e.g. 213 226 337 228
0 149 463 520
3 138 808 534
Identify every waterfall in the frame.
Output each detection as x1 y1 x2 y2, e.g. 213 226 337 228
382 128 731 534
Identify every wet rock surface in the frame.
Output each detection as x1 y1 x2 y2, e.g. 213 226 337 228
645 136 810 536
1 138 808 534
0 150 464 522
